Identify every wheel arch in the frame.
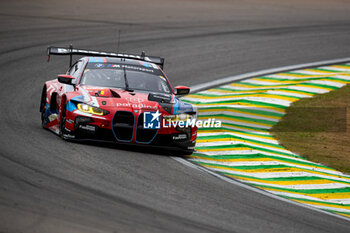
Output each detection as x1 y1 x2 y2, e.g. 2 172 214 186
39 84 47 112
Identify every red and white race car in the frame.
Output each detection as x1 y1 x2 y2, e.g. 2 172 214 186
40 46 197 153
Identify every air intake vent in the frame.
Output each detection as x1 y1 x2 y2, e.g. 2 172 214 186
136 113 158 143
112 111 134 141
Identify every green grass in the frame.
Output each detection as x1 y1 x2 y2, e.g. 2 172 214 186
271 85 350 174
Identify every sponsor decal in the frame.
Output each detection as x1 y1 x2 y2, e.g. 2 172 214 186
116 102 158 110
95 63 104 68
63 134 75 139
89 57 105 63
57 48 68 53
121 64 154 73
64 127 72 132
139 61 152 68
172 134 187 140
88 63 156 73
107 64 121 68
143 111 161 129
79 124 96 132
125 97 143 103
66 119 74 125
48 113 58 122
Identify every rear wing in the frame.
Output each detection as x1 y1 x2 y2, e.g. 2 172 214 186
46 45 165 69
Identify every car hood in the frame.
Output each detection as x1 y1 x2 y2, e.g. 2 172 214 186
71 85 189 114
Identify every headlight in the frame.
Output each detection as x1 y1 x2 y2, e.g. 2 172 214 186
77 103 109 116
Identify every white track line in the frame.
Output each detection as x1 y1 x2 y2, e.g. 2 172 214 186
189 57 350 93
171 156 350 222
172 57 350 222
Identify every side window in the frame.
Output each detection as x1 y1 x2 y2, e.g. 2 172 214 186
67 61 84 84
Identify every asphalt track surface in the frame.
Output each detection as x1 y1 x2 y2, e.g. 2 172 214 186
1 0 350 232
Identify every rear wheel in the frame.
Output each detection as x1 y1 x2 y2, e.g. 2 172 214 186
40 86 47 127
41 110 46 128
59 103 67 138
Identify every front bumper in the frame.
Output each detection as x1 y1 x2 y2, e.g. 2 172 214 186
64 111 197 151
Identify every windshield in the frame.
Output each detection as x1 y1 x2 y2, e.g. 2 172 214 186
80 62 172 94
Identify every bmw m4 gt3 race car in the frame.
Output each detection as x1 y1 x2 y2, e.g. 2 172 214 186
40 46 197 153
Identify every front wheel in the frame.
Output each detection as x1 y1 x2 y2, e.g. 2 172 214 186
179 149 194 156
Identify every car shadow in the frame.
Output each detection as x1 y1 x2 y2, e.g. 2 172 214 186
69 139 190 157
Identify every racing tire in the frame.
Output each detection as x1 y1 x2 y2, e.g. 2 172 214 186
41 110 46 128
169 148 194 156
59 103 67 139
180 149 195 156
40 86 47 128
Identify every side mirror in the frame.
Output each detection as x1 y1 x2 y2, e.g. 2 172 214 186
58 74 75 85
175 85 190 95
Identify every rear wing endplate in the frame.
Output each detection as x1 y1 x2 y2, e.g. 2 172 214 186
46 45 165 69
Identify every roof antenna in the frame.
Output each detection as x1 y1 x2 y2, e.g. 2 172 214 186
117 29 121 54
